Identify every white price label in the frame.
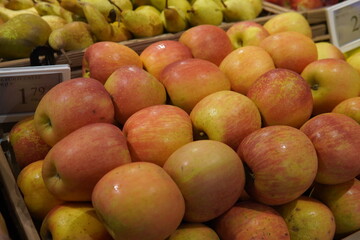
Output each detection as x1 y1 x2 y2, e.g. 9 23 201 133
327 0 360 52
0 65 71 123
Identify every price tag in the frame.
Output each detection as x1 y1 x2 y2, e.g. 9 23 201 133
0 64 71 123
326 0 360 52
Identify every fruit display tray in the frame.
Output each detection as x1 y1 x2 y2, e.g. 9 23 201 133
0 4 329 79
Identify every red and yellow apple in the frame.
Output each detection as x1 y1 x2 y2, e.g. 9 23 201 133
226 20 270 49
139 40 193 80
159 58 231 113
163 140 245 223
104 65 167 125
237 125 318 206
42 123 131 201
332 97 360 124
312 178 360 237
9 115 51 169
92 162 185 240
34 77 115 146
219 45 275 95
167 223 220 240
178 24 234 66
123 104 193 167
190 90 261 150
300 112 360 185
82 41 143 84
301 58 360 115
212 201 290 240
260 31 318 73
247 68 313 128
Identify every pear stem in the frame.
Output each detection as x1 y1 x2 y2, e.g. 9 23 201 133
108 0 123 13
220 0 227 8
165 0 168 9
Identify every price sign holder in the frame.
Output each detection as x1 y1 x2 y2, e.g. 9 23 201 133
326 0 360 53
0 64 71 124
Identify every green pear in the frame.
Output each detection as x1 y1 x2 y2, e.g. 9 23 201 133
151 0 191 12
0 13 51 60
160 5 188 33
187 0 223 26
48 21 95 52
222 0 260 22
121 5 163 38
34 1 74 23
0 6 38 21
81 0 133 22
5 0 34 10
41 15 67 31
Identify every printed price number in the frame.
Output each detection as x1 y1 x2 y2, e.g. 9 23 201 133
327 0 360 52
0 73 62 116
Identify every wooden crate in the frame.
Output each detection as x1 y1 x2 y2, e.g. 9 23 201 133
0 140 41 240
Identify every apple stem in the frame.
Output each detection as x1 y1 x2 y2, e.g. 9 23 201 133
311 83 319 90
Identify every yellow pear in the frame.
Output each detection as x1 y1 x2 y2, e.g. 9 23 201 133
41 15 67 31
48 21 95 51
5 0 34 10
34 1 73 23
0 13 51 60
0 6 38 22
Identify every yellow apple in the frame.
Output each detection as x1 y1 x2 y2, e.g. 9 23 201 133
316 41 345 60
40 202 113 240
263 11 313 38
276 196 336 240
16 160 64 221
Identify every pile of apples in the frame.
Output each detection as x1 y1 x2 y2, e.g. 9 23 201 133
265 0 339 11
8 11 360 240
0 0 263 60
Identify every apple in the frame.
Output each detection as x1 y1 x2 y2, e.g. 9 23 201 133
190 90 261 150
246 68 313 128
301 58 360 115
40 202 113 240
82 41 143 84
212 201 290 240
332 96 360 124
9 115 51 169
159 58 231 113
316 41 345 60
163 140 245 223
92 162 185 240
42 122 131 201
347 51 360 74
263 11 313 38
16 160 64 222
178 24 234 66
123 104 193 166
300 112 360 185
259 31 318 74
139 40 193 80
276 196 336 240
311 178 360 237
34 77 115 147
237 125 318 206
226 20 270 49
290 0 324 11
219 45 275 95
166 223 220 240
104 65 167 125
